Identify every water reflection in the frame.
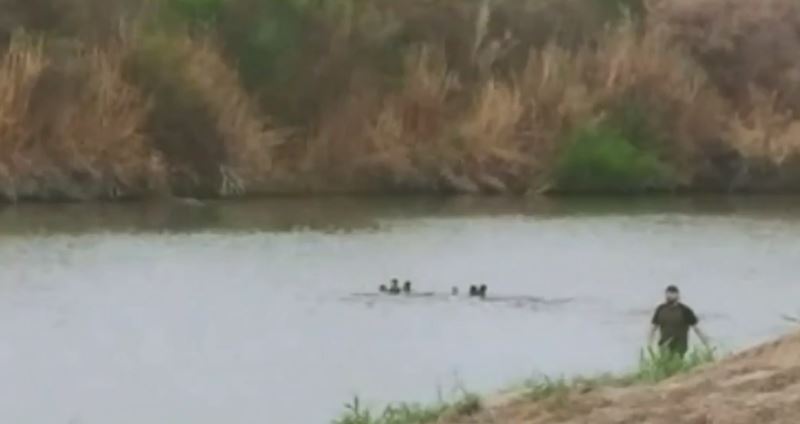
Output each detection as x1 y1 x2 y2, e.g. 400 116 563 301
2 195 800 235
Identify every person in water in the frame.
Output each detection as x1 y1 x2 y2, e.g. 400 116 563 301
379 285 388 293
468 285 487 298
389 279 401 295
451 286 459 296
403 281 412 294
649 285 710 357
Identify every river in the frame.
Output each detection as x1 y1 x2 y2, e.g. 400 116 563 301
0 196 798 424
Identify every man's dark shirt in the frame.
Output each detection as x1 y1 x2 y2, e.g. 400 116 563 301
651 302 698 355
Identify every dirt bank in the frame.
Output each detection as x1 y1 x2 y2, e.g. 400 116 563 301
446 332 800 424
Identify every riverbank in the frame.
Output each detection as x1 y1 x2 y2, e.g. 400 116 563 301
335 331 800 423
462 331 800 424
1 0 800 201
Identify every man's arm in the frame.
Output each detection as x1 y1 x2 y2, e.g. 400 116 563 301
684 305 711 348
692 325 711 348
649 305 662 346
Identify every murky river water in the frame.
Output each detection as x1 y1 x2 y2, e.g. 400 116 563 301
0 196 799 424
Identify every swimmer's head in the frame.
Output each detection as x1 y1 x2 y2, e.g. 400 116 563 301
403 281 412 293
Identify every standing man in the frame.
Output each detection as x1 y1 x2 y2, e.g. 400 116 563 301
649 285 710 357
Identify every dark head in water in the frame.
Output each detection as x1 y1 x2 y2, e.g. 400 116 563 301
403 281 412 294
379 285 388 293
469 285 478 297
451 286 459 296
478 285 487 298
389 279 401 294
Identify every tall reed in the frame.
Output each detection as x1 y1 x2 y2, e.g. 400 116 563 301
1 0 799 199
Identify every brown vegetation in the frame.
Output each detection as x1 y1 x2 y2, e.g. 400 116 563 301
0 0 799 200
0 35 161 200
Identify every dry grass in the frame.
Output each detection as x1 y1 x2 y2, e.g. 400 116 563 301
304 20 727 193
363 46 462 190
173 36 282 195
655 0 800 111
731 90 800 164
1 0 800 199
0 36 47 199
0 34 160 200
654 0 800 177
127 33 282 196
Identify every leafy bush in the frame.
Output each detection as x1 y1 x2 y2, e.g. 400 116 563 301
162 0 224 26
553 124 675 192
216 0 309 89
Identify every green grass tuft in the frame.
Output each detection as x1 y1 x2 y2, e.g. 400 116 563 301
524 376 572 401
333 392 481 424
634 346 716 383
522 345 716 403
451 392 482 416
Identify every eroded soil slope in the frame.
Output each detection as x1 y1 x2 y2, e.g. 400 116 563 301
447 332 800 424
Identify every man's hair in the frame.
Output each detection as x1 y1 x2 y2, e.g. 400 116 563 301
665 285 680 293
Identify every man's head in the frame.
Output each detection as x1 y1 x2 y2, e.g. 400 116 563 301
665 285 680 304
391 279 399 287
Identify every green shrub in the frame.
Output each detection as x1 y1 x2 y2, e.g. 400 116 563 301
606 97 665 147
162 0 225 26
149 0 310 97
216 0 309 88
553 124 675 192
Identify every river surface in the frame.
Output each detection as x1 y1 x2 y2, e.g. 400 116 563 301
0 196 799 424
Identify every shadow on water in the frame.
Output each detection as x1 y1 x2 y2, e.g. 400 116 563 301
1 194 800 235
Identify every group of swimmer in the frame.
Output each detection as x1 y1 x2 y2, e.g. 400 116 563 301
379 279 488 298
379 279 412 295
